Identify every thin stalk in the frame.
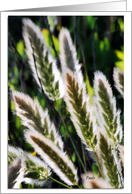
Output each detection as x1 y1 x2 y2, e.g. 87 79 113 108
44 16 61 71
92 17 98 72
81 142 86 171
81 45 94 104
8 33 24 93
77 184 83 189
93 152 104 179
58 110 86 172
74 16 78 53
8 33 33 82
112 151 123 188
49 176 72 189
115 16 124 42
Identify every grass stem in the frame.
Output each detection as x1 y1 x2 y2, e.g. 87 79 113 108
93 152 104 179
58 110 86 172
49 176 72 189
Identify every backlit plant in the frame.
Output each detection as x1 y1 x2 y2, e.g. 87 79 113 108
8 17 124 189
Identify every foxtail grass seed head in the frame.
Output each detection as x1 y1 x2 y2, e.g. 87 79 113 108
23 18 64 100
59 28 83 83
8 145 24 165
99 133 121 188
113 67 124 98
94 72 123 187
93 71 123 147
23 151 51 185
8 158 24 188
8 145 51 186
12 90 64 151
24 129 78 186
47 16 58 32
81 172 113 188
63 68 98 152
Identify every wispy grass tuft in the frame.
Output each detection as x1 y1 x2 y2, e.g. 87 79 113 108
24 129 78 186
12 90 64 150
93 71 123 187
99 133 120 188
113 67 124 98
23 18 64 100
94 71 123 147
59 28 83 83
8 145 51 186
63 68 98 152
8 158 24 188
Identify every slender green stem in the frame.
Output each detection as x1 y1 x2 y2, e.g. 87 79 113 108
49 176 72 189
81 45 94 104
58 110 86 171
77 184 82 188
93 152 104 179
81 142 86 170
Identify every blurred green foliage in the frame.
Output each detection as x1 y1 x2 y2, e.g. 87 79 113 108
8 15 124 188
115 50 124 72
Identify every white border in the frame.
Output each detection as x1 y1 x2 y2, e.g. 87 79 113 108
1 12 131 193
